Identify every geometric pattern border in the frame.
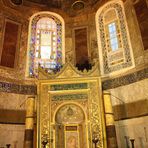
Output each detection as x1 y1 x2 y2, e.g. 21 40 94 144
1 67 147 94
102 67 148 90
0 81 37 95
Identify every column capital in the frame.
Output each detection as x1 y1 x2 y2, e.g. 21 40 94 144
27 96 36 99
103 91 110 95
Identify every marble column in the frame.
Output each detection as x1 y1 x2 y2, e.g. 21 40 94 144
24 96 35 148
103 91 118 148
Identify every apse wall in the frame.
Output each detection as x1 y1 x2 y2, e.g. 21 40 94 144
101 1 148 147
103 74 148 147
0 1 36 147
0 0 147 148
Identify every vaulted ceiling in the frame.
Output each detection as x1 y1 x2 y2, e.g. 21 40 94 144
22 0 102 16
3 0 102 17
25 0 100 9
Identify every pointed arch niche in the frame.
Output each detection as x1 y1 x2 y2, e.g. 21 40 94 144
96 0 135 76
26 12 65 78
55 103 86 148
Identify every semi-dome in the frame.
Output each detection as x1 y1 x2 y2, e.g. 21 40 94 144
11 0 101 15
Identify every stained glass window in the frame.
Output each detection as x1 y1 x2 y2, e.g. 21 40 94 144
103 10 122 53
108 22 119 51
35 18 57 69
28 13 64 77
96 1 134 75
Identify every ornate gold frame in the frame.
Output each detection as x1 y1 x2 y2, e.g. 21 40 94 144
37 63 107 148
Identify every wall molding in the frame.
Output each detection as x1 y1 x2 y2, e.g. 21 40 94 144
102 67 148 90
0 67 147 94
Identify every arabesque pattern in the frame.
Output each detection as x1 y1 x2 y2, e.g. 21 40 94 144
98 2 134 74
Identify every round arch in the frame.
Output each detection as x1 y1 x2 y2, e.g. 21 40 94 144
95 0 134 76
26 11 65 77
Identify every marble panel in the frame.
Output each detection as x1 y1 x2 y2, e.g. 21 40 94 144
0 92 26 110
109 78 148 105
0 124 25 148
115 116 148 148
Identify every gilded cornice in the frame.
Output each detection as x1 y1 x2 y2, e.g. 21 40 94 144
38 61 100 79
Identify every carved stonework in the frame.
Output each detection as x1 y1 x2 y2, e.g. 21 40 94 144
40 85 50 147
38 62 100 79
38 63 106 148
89 82 103 148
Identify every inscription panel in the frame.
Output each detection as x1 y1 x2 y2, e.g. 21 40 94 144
50 83 88 91
52 94 88 101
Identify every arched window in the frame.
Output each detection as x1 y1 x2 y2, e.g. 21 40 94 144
27 12 65 77
96 0 134 75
